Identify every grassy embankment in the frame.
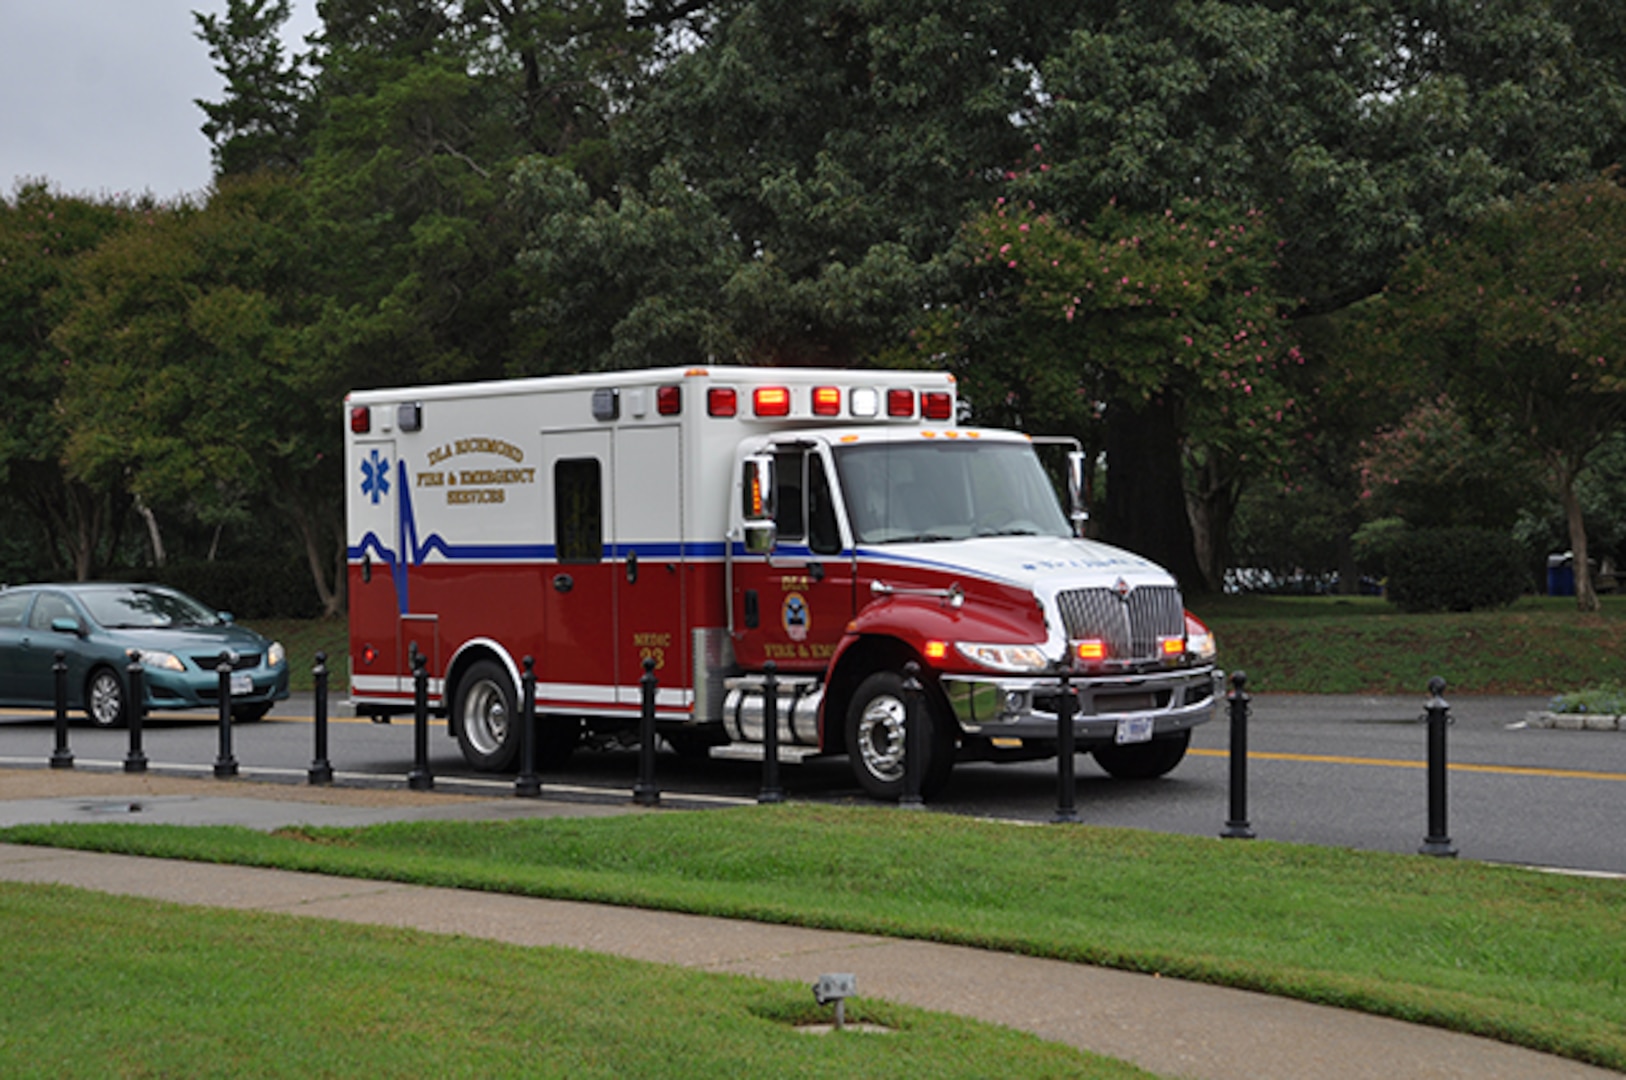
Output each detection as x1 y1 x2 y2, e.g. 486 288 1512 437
5 805 1623 1071
255 593 1625 695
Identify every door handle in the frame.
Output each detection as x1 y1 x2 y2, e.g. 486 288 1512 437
553 573 574 593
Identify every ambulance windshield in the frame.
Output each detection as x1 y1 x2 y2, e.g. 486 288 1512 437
833 441 1072 544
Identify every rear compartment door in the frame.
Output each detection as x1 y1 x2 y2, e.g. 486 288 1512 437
540 430 617 712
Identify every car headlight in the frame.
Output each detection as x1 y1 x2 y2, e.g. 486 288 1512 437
955 642 1050 672
268 641 286 668
137 650 186 672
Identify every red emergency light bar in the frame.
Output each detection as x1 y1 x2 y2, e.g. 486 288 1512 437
922 391 953 421
812 386 841 416
708 387 738 416
754 386 791 417
887 389 915 417
350 406 370 434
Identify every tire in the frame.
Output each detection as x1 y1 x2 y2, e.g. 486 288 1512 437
232 703 272 723
453 660 521 771
844 670 956 800
86 667 126 729
1093 730 1191 780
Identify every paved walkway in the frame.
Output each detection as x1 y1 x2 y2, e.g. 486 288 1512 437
0 768 1614 1080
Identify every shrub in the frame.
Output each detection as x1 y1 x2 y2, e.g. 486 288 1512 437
122 560 324 620
1549 682 1626 715
1383 527 1532 613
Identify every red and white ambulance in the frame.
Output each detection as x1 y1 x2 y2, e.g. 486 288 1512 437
345 365 1219 798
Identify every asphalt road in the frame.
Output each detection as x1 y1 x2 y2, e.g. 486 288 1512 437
3 691 1623 876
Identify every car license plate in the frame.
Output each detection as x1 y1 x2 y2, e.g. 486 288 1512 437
1115 716 1153 745
230 672 254 696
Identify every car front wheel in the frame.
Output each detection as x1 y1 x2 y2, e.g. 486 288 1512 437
86 667 127 729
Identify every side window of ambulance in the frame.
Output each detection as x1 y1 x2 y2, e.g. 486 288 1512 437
555 458 602 563
773 450 804 541
807 455 841 556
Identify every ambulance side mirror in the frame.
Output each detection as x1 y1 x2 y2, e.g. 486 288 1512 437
1067 450 1088 537
742 454 778 555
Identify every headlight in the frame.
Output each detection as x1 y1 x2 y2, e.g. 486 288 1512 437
268 641 286 668
955 642 1050 672
137 650 186 672
1185 612 1217 662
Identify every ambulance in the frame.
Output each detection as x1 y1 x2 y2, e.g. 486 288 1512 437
345 366 1219 798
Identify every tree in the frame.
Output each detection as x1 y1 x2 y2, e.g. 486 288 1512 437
194 0 314 176
0 184 141 579
49 175 349 611
918 196 1298 588
1372 176 1626 612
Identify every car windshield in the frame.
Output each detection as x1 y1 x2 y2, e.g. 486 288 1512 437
832 440 1072 544
79 587 222 629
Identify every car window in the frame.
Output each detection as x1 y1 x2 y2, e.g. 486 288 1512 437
0 592 29 628
27 592 78 631
79 587 218 628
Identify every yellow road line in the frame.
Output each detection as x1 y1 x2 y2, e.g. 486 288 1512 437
1189 747 1626 782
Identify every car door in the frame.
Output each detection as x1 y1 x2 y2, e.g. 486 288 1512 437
0 591 36 706
16 591 82 706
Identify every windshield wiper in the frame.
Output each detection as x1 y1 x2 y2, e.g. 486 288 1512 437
885 533 955 544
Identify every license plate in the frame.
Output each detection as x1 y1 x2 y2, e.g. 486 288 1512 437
230 672 254 696
1115 716 1154 745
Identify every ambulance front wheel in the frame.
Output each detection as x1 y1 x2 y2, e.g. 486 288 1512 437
453 660 521 771
845 670 956 801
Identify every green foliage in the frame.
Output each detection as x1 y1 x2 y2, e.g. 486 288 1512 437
1376 528 1533 613
1549 681 1626 715
121 559 323 620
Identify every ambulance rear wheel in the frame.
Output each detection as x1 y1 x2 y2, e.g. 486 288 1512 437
453 660 520 772
845 671 955 801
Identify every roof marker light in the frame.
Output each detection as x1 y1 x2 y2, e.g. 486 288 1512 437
708 387 738 417
754 386 791 417
657 385 682 415
350 406 371 434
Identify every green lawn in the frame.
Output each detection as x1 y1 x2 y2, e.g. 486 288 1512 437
253 595 1626 696
0 881 1142 1079
1192 594 1623 694
7 805 1623 1071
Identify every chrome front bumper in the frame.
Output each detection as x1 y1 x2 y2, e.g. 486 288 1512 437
940 666 1221 742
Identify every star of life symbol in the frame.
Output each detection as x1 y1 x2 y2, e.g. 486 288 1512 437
361 448 391 505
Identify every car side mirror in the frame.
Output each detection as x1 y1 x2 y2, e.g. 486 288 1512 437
218 611 235 625
50 617 84 637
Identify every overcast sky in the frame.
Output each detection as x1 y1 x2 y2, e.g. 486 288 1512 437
1 0 318 202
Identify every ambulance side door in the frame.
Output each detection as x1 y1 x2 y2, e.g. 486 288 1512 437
613 425 685 703
732 443 854 672
539 430 617 711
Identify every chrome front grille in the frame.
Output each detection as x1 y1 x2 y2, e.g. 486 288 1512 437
1055 585 1184 663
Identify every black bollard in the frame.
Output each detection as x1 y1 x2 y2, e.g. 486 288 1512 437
1420 676 1457 857
308 651 334 785
50 650 73 769
633 657 660 806
899 661 925 809
759 661 784 804
407 644 434 791
214 651 240 779
123 657 148 774
1221 671 1256 839
1052 667 1078 823
515 656 541 798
